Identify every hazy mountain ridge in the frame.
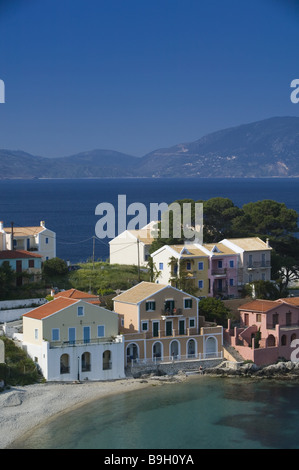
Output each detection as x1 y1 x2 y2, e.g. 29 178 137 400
1 117 299 178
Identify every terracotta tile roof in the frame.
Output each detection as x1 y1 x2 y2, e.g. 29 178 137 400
238 299 280 313
54 289 99 300
23 297 79 320
113 281 168 304
278 297 299 306
0 250 42 259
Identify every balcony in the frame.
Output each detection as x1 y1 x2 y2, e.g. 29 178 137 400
161 307 183 319
247 261 271 270
211 269 227 277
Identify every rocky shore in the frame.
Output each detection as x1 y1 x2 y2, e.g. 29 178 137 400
204 360 299 379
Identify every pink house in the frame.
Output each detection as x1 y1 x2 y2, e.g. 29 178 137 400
224 297 299 365
201 243 239 298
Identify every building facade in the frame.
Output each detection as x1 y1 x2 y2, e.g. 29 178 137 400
22 297 125 381
224 297 299 365
0 220 56 261
0 249 42 286
113 281 223 366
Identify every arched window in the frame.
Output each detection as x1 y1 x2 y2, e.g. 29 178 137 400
103 350 112 370
291 333 297 343
267 334 276 347
170 340 180 359
82 352 91 372
126 343 139 364
187 339 196 358
206 336 217 357
153 341 163 361
60 354 70 374
281 335 287 346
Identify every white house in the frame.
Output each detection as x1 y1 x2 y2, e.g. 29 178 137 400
109 222 157 267
0 220 56 261
21 297 125 382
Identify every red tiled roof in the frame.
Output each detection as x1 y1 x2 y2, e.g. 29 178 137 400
23 297 79 320
238 299 280 313
54 288 98 300
0 250 42 260
278 297 299 306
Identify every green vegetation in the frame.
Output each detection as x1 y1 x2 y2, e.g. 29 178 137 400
0 336 41 387
68 262 151 296
198 297 232 326
150 197 299 296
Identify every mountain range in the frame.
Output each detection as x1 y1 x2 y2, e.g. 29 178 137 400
1 116 299 178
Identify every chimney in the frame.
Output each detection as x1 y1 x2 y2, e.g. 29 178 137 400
0 221 3 231
266 238 270 248
40 221 45 228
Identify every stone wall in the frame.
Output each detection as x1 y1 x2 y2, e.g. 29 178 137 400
126 358 223 378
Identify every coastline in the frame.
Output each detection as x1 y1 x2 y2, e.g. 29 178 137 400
1 376 182 449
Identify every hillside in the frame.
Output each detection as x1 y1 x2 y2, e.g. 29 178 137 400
1 116 299 178
137 117 299 177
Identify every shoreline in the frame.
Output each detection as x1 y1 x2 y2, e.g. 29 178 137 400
0 375 186 449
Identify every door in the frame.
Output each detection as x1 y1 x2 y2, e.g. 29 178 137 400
179 319 185 335
83 326 90 344
165 300 175 313
153 321 159 337
166 320 172 336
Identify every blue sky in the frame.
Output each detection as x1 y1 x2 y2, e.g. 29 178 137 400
0 0 298 158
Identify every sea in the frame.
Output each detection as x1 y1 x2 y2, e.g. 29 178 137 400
2 177 299 450
0 177 299 263
9 376 299 450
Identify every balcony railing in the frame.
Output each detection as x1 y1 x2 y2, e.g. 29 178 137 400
49 337 122 349
247 261 271 269
161 308 183 317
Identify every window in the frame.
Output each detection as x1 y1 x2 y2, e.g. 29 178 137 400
184 298 192 309
256 314 261 322
198 280 204 289
186 261 191 271
52 328 60 341
97 325 105 337
34 329 39 340
189 318 195 328
198 261 204 270
159 262 164 270
229 260 234 268
261 254 266 267
29 260 35 268
68 327 76 344
142 321 148 331
45 237 49 244
218 260 223 269
146 301 156 311
77 306 84 316
229 278 234 286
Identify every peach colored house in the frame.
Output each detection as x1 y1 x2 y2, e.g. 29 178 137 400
113 281 223 366
224 297 299 365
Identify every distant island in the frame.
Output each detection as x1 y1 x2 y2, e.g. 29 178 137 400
1 116 299 179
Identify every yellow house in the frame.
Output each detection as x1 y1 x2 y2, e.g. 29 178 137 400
113 281 223 366
150 244 210 297
22 297 125 381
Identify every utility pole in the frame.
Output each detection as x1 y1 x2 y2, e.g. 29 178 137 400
137 237 140 282
11 222 14 250
92 236 95 270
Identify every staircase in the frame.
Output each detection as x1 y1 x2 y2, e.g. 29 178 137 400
223 342 245 363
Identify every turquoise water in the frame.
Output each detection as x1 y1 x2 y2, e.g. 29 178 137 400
10 377 299 449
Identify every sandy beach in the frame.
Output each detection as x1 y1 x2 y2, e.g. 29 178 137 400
0 376 178 449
